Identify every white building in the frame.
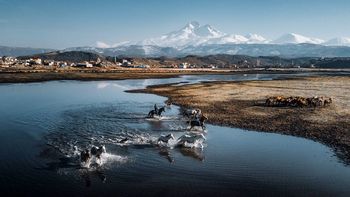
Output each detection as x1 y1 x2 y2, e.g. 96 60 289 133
122 59 132 67
59 62 68 67
31 58 42 65
76 62 93 68
179 62 189 69
2 56 17 65
136 64 150 69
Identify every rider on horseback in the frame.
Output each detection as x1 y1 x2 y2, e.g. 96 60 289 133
154 104 158 114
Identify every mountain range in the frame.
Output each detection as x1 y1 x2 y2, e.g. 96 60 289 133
2 21 350 58
0 46 54 57
97 21 350 47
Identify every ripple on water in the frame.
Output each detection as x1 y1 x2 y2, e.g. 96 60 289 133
42 103 203 174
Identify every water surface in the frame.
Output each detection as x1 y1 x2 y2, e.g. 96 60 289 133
0 73 350 196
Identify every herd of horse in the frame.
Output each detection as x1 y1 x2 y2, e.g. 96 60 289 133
147 104 208 131
152 105 208 149
265 96 333 108
80 103 209 165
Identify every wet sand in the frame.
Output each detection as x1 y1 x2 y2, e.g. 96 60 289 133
130 76 350 163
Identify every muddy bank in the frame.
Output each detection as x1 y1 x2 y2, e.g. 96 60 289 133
1 68 348 83
0 71 184 83
129 76 350 163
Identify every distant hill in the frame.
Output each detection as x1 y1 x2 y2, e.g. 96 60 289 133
312 57 350 68
62 43 350 58
18 51 106 63
125 54 350 68
15 51 350 68
0 46 54 57
129 54 314 68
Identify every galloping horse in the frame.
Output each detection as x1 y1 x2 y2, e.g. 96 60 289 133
188 114 208 131
90 145 106 159
183 108 201 119
157 133 175 144
177 133 206 147
147 106 165 118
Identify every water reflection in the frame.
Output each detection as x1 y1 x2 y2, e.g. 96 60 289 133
179 147 205 162
158 147 174 163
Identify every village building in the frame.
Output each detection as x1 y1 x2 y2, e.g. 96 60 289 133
76 62 93 68
179 62 189 69
1 56 17 65
43 60 55 66
122 59 132 67
58 62 68 68
28 58 42 65
135 64 150 69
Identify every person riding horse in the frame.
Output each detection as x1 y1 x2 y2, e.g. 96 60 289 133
188 114 208 131
154 104 158 114
148 105 165 118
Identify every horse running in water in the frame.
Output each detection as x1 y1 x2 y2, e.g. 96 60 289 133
183 108 201 119
147 106 165 118
80 145 106 163
157 133 175 144
188 114 208 131
177 133 206 147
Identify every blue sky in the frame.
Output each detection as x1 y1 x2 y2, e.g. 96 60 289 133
0 0 349 49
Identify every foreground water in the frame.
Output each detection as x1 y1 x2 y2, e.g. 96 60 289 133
1 73 350 196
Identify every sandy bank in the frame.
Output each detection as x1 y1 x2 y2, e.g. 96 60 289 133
0 68 348 83
130 76 350 163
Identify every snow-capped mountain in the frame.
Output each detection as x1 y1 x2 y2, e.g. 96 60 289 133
273 33 324 44
137 21 224 48
128 21 266 48
4 22 350 58
96 22 350 48
323 37 350 46
245 33 268 43
59 22 350 58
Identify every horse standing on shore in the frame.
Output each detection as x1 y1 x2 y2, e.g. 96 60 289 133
147 106 165 118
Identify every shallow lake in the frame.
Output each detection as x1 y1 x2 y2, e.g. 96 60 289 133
0 73 350 196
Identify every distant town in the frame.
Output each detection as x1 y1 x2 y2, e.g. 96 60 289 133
0 55 206 70
1 51 350 73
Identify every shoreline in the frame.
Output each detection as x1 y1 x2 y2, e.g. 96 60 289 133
1 69 350 162
0 68 349 83
129 76 350 164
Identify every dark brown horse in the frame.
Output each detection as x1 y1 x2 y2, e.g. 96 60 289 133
147 106 165 118
188 114 208 131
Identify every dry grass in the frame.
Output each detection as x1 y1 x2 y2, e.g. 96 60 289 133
133 76 350 163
